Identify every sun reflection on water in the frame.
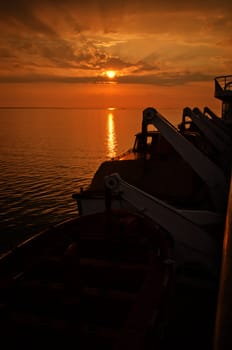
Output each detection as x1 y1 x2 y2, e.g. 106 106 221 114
107 112 117 158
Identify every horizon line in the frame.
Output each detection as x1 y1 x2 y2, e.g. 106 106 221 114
0 106 186 111
0 106 130 110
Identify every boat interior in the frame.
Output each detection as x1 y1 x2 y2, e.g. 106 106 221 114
0 211 174 349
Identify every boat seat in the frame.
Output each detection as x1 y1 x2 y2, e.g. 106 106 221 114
80 258 147 272
82 286 136 302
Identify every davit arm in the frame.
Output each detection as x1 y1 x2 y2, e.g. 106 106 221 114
142 107 228 211
104 173 221 273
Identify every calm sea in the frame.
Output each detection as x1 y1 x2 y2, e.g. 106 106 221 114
0 107 183 254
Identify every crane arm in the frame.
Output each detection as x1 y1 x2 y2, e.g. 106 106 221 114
104 173 220 272
142 107 228 211
191 107 232 150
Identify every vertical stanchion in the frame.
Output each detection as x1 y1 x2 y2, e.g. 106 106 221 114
214 172 232 350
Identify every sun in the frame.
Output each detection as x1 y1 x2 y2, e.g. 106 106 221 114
106 70 116 79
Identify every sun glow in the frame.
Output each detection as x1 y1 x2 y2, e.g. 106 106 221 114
106 70 116 79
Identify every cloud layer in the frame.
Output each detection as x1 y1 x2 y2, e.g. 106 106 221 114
0 0 231 86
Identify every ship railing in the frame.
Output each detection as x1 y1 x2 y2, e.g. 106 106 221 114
214 75 232 102
111 148 134 161
215 75 232 92
214 75 232 120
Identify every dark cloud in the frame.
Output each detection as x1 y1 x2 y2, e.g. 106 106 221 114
101 56 131 70
0 32 134 72
1 0 232 13
0 74 97 83
116 71 214 85
0 2 56 36
1 1 232 32
0 70 214 86
0 47 16 59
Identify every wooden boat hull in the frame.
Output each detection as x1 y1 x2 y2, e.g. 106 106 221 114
0 210 174 349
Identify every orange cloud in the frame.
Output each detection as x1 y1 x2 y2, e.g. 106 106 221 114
0 0 231 108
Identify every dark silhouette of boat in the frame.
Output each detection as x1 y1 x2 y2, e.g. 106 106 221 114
0 75 232 349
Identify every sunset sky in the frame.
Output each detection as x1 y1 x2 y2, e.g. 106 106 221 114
0 0 231 109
